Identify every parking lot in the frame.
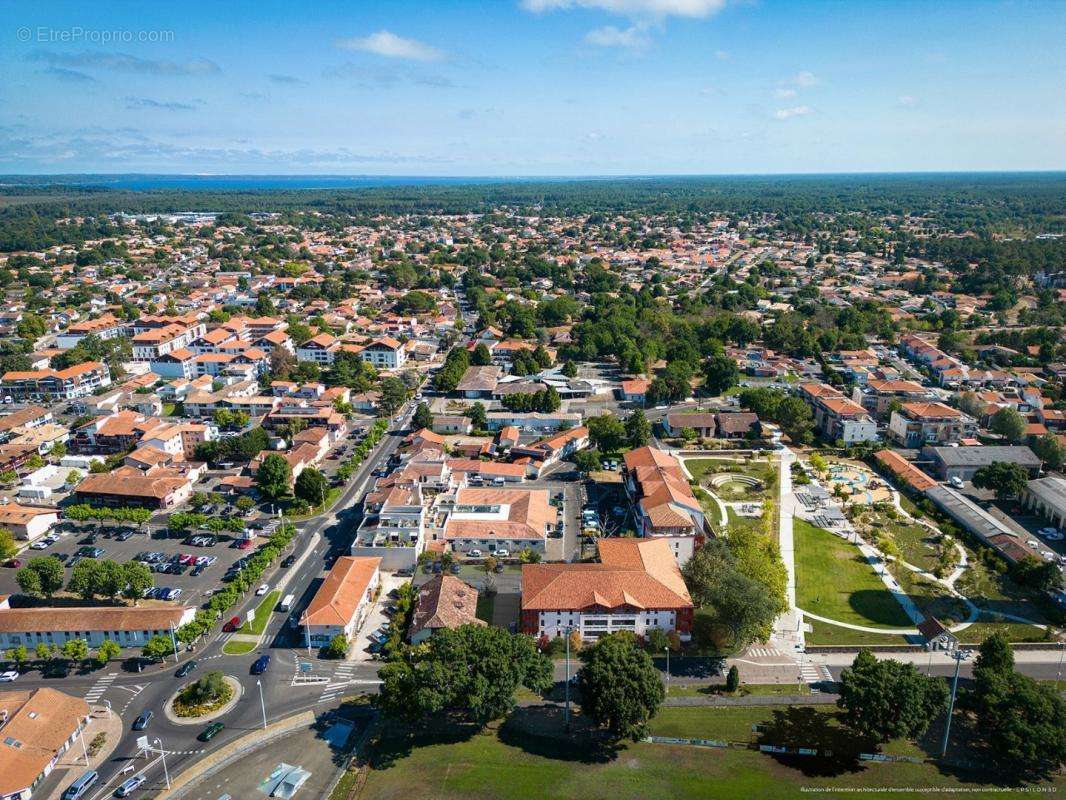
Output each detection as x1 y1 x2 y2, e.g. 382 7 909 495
0 521 284 607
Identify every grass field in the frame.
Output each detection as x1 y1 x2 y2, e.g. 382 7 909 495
804 620 912 646
356 706 1062 800
221 638 258 655
286 487 343 520
238 590 280 635
794 519 912 629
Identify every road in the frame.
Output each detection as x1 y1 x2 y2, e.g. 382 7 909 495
21 402 416 800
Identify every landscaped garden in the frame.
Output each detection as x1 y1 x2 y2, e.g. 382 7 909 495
686 456 777 503
173 670 234 718
794 519 913 630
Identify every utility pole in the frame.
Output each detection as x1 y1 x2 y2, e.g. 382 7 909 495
169 625 179 663
939 649 970 759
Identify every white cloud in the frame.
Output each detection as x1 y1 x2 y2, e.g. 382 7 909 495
335 30 444 62
898 94 917 107
584 24 651 51
792 70 817 87
773 105 812 120
29 50 220 76
714 49 730 60
774 88 796 99
522 0 727 17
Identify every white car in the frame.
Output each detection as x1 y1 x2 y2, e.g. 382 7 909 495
115 775 146 797
0 670 18 682
30 540 50 550
948 476 964 488
494 549 510 558
468 549 482 558
255 584 269 596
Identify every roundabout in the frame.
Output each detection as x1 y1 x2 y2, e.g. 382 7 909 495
164 673 244 726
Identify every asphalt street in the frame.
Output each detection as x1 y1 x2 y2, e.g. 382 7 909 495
18 402 414 800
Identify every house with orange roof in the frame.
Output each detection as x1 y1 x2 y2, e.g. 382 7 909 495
521 537 693 642
443 487 556 557
299 556 381 649
888 402 977 448
0 687 91 800
622 446 707 565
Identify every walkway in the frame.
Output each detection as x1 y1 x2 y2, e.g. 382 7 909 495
771 446 803 652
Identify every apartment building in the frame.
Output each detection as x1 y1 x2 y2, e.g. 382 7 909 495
888 402 977 448
442 486 556 557
56 313 123 349
358 337 406 369
520 537 694 642
798 382 879 444
0 362 111 401
623 446 706 566
0 602 195 650
851 379 934 419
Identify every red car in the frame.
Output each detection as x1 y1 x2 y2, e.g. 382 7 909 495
236 539 254 550
3 559 21 568
179 553 196 565
223 616 241 632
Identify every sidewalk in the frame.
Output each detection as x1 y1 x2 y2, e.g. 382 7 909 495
40 707 125 800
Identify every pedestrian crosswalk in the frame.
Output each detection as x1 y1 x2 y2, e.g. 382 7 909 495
799 662 832 683
318 663 356 704
746 647 785 658
85 672 117 703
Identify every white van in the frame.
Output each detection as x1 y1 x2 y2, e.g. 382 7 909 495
279 594 295 613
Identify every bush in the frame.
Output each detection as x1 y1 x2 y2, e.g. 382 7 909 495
174 671 232 717
323 634 348 659
725 665 740 693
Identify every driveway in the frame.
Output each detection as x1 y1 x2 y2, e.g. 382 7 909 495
349 571 407 661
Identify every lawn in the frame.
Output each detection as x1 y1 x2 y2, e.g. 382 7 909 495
794 519 913 629
685 457 777 501
804 620 912 647
286 487 343 520
954 618 1049 645
221 638 258 655
239 590 280 635
355 706 1060 800
475 592 495 624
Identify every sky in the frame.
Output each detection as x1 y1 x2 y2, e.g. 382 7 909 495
1 0 1064 176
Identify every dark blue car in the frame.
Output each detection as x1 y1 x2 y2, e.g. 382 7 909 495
250 654 270 675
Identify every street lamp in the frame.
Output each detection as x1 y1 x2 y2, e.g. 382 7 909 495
169 625 179 663
663 646 670 695
256 679 267 730
939 649 971 759
563 626 574 732
152 738 171 790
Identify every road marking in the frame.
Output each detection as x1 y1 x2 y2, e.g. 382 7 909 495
84 673 117 702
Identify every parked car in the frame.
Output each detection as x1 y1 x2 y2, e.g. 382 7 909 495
116 530 134 541
131 710 153 731
2 559 22 568
494 549 510 558
0 670 19 682
469 549 482 558
30 539 50 550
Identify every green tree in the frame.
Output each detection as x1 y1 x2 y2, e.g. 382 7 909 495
412 402 433 431
1030 432 1066 471
725 665 740 693
468 402 487 431
377 624 552 725
121 561 154 605
973 669 1066 777
24 454 45 471
236 495 255 513
294 467 329 506
142 635 175 662
0 528 16 561
837 650 949 744
972 461 1029 500
587 413 627 454
256 453 292 500
561 361 578 379
62 638 90 664
324 634 348 659
989 406 1026 444
775 397 815 444
95 559 127 600
8 645 28 670
67 559 101 600
471 343 492 366
578 632 665 741
17 556 64 599
702 352 739 397
35 642 51 662
573 448 601 475
625 409 651 449
95 639 121 666
378 376 409 416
